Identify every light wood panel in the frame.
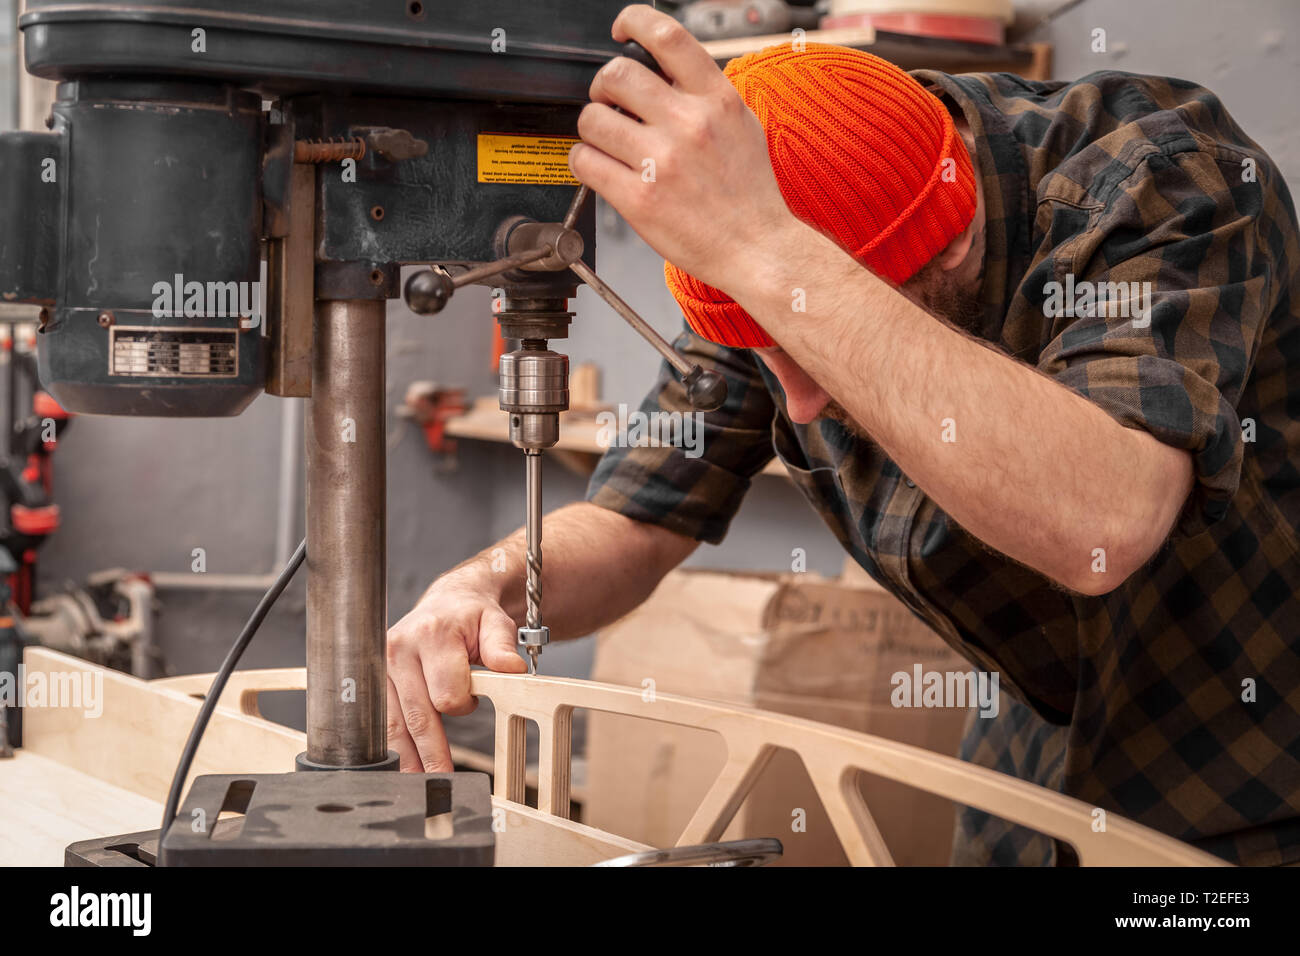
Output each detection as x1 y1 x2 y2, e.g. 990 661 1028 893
0 750 160 866
14 649 647 866
473 670 1225 866
150 667 562 797
149 660 1228 865
15 648 1223 866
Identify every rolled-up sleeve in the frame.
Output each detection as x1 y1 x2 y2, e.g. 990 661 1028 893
585 326 776 544
1035 146 1275 537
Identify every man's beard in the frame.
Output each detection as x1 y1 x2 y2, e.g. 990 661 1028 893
817 267 982 441
905 259 985 336
822 398 871 440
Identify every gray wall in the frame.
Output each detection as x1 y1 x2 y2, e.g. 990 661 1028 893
1023 0 1300 195
0 0 15 131
10 1 1300 699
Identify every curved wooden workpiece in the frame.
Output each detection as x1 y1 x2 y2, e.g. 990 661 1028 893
470 671 1224 866
153 667 307 720
155 664 1224 866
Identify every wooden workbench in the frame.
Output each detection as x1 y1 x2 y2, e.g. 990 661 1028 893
0 750 160 866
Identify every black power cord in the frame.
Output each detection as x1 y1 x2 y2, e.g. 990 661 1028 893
159 537 307 840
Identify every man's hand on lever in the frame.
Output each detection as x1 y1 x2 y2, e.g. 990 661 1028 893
568 4 794 294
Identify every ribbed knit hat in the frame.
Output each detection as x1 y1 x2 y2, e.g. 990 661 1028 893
665 43 977 348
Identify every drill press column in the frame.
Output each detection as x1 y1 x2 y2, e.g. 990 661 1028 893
304 299 390 768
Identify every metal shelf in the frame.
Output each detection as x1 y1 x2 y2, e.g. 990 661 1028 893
702 26 1052 81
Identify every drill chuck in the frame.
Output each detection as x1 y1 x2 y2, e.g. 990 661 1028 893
499 347 568 451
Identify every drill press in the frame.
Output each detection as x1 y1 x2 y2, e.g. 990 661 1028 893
0 0 724 865
406 156 729 675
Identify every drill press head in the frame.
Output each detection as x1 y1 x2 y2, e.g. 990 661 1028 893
3 79 266 416
0 0 617 419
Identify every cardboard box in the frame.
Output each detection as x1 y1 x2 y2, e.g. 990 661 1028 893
584 568 973 865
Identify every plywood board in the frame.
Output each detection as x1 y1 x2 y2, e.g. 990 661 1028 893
0 750 161 866
13 648 648 866
13 649 1221 866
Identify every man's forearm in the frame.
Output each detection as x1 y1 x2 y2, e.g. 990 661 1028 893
429 501 698 638
734 220 1193 594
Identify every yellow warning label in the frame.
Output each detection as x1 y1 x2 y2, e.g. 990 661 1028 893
477 133 580 185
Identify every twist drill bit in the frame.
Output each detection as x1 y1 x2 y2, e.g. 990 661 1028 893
525 451 542 632
525 549 542 629
521 448 548 674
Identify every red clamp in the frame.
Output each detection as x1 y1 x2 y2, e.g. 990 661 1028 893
11 503 60 536
400 382 468 455
33 390 70 421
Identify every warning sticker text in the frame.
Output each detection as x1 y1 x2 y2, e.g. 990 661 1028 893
477 133 580 185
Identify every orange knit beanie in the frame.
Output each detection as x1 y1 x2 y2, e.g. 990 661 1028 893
664 43 977 348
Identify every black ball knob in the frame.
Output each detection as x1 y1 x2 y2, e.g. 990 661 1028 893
621 41 666 78
404 269 455 315
684 367 727 412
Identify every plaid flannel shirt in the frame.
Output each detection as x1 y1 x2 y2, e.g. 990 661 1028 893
586 69 1300 866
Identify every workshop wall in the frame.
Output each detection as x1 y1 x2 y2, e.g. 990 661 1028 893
1030 0 1299 197
0 0 15 130
13 0 1300 688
